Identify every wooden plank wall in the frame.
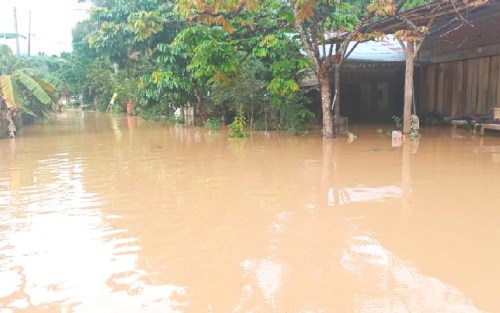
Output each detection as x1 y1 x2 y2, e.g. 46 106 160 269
418 56 500 117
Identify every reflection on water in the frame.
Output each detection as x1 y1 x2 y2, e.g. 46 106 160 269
0 111 499 312
328 185 402 206
342 232 483 313
0 149 184 312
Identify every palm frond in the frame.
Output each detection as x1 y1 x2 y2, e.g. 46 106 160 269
31 76 57 93
0 74 20 109
14 71 52 105
24 68 64 90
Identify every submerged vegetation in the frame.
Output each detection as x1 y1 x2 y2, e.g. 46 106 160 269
3 0 370 138
204 118 221 131
1 0 482 139
0 44 62 138
228 106 248 138
48 0 317 135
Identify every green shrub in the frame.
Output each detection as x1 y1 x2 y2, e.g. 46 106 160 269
204 118 221 131
392 116 402 129
286 104 315 134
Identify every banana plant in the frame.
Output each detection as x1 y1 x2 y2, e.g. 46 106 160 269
0 44 58 138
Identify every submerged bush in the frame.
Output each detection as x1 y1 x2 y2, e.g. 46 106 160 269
204 118 221 131
229 106 247 138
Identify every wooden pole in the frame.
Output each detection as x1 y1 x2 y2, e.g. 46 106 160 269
13 7 20 56
28 11 31 57
401 40 415 134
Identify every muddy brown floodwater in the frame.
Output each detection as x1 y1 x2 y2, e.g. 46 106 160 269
0 110 499 313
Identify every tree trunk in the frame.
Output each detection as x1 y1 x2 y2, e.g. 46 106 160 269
403 41 415 134
6 109 17 138
333 64 341 137
0 112 8 139
250 96 254 130
195 88 207 125
318 69 334 138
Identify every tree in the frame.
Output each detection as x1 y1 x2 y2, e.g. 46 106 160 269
176 0 377 137
0 45 59 138
137 41 193 118
78 0 313 128
210 55 267 129
114 0 309 126
291 0 375 137
171 25 241 123
190 25 311 128
78 0 188 114
86 0 182 64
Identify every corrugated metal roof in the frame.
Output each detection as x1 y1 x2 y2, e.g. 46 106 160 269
317 35 405 62
300 36 405 87
346 36 405 62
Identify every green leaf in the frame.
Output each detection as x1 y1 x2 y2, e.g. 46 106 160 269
254 48 267 57
15 71 52 105
0 75 20 109
25 69 63 90
31 76 57 93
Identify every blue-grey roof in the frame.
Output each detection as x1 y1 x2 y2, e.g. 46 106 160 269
318 35 405 62
346 36 405 62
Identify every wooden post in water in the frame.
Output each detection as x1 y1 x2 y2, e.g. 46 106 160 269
403 42 415 134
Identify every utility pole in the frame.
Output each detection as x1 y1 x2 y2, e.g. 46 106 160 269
28 11 32 57
13 6 20 56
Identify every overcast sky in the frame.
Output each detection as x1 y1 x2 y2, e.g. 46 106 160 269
0 0 91 56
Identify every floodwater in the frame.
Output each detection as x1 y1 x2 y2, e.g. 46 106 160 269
0 111 499 313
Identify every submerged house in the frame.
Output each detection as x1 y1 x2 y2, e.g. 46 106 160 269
304 0 499 123
338 39 406 121
415 0 500 119
301 37 406 122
